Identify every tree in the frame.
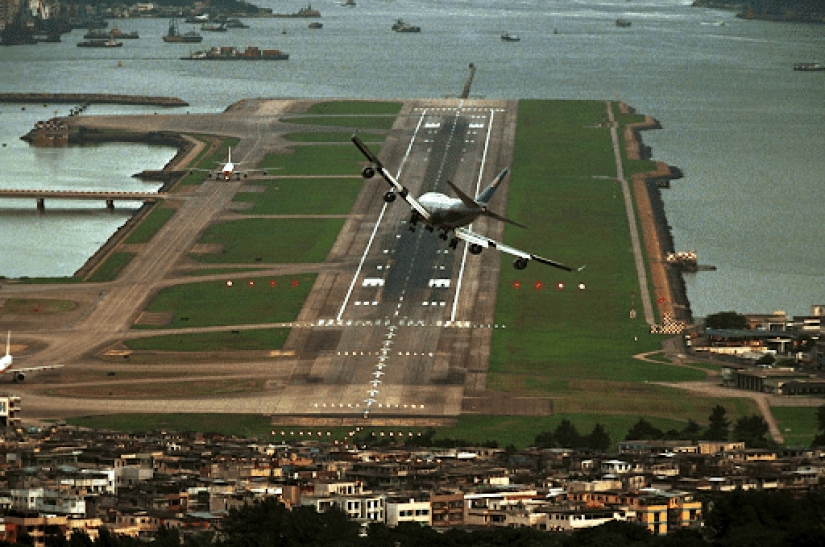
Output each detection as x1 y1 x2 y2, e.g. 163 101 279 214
584 423 612 452
680 419 702 442
704 311 748 330
704 405 729 441
535 429 556 448
732 414 772 448
625 418 664 441
810 405 825 447
553 419 581 448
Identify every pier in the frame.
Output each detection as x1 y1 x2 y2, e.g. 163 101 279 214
0 189 167 211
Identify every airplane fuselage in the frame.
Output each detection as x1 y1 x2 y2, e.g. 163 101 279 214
222 162 235 180
418 192 482 229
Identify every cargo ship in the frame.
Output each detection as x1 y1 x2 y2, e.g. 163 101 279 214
163 19 203 43
84 26 139 40
77 38 123 47
181 46 289 60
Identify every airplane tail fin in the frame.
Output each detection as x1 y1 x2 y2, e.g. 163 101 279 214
4 332 9 358
475 167 510 206
227 147 232 164
448 168 526 229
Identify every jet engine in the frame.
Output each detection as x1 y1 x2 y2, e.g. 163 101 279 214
13 371 25 383
383 191 396 203
469 244 483 255
513 258 528 270
361 166 376 179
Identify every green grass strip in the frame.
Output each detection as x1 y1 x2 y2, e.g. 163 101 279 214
306 101 403 116
137 273 316 329
193 218 344 264
125 206 176 244
234 178 364 215
87 252 135 282
260 144 365 175
123 328 291 351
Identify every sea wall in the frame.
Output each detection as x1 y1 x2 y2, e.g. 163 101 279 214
619 103 693 325
0 93 188 107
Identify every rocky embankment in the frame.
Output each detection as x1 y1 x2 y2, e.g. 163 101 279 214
0 93 188 107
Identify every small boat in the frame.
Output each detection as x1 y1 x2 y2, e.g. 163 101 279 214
794 63 824 71
501 32 520 42
225 18 250 29
201 23 227 32
392 19 420 32
615 18 632 27
308 22 323 29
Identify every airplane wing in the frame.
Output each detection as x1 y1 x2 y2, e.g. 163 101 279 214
351 135 431 221
455 227 580 272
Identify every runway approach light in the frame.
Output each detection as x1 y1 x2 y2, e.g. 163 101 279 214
579 283 586 290
226 280 233 287
557 282 565 290
248 280 255 287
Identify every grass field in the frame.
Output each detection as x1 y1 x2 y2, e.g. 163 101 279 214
124 206 176 244
192 218 344 264
305 101 403 116
234 178 364 215
772 406 820 447
136 274 316 329
86 252 135 282
488 100 759 425
0 298 76 314
283 131 386 143
123 328 291 352
260 144 365 175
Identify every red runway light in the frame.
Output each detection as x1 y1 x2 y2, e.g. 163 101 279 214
248 280 255 287
270 280 277 287
534 281 543 290
513 281 521 290
291 280 299 287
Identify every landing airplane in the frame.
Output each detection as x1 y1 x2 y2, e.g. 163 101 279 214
190 148 269 181
352 135 582 271
0 332 63 382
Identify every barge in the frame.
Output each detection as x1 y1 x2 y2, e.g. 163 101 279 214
181 46 289 60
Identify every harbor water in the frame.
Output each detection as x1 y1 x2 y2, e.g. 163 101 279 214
0 0 823 317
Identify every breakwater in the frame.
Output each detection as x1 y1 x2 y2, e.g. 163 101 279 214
0 93 188 107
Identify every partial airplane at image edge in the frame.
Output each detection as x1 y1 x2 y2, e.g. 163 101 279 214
351 134 584 272
189 147 270 181
0 332 63 383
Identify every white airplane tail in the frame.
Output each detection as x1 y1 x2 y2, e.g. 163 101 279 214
0 331 12 371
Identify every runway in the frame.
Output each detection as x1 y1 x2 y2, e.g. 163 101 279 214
280 99 517 418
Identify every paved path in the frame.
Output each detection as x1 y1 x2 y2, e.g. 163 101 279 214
607 102 654 325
